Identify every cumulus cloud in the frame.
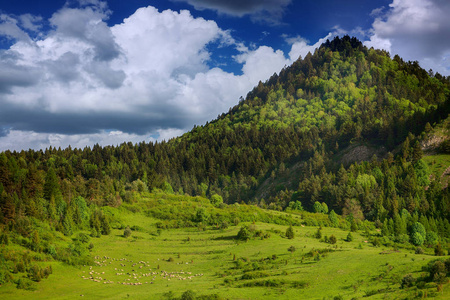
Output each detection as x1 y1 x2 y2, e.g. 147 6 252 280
172 0 292 24
365 0 450 74
286 33 334 62
0 1 330 151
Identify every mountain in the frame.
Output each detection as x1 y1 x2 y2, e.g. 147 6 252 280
1 35 450 297
1 35 449 235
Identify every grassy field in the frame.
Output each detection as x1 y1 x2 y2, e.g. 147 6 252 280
1 203 449 300
423 154 450 187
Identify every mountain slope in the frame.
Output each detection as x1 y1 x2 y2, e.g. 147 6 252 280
1 35 449 228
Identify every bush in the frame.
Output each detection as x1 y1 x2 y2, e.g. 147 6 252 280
415 247 424 254
219 221 229 230
315 228 322 239
426 231 438 247
401 274 415 288
429 261 447 284
371 237 381 247
345 232 353 242
329 235 337 244
16 278 37 290
411 232 424 246
180 290 196 300
350 220 358 232
28 264 42 282
288 245 296 253
241 271 270 280
435 243 445 256
328 210 338 227
0 269 12 285
286 226 294 239
411 222 426 244
210 194 223 207
74 232 90 244
123 227 132 238
237 226 251 241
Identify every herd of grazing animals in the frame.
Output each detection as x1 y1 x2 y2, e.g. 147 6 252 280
81 256 204 286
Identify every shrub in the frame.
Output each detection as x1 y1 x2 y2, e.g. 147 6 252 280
371 237 381 247
430 261 447 284
0 232 9 245
329 235 337 244
401 274 415 288
74 232 90 244
28 264 42 282
328 210 339 227
313 201 323 213
411 232 424 246
411 222 426 243
14 261 26 273
286 225 294 239
350 220 358 232
345 232 353 242
16 278 37 291
210 194 223 207
315 228 322 239
180 290 196 300
415 247 424 254
435 243 445 256
219 221 229 230
288 245 296 253
0 269 12 285
237 226 251 241
426 231 438 247
241 271 270 280
123 227 132 238
395 233 410 244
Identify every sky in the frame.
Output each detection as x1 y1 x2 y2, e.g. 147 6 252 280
0 0 449 152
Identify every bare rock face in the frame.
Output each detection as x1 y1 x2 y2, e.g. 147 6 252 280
339 143 386 166
421 135 447 152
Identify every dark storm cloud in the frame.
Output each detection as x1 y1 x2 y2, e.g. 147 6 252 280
44 52 81 83
0 126 10 137
0 101 193 135
0 60 40 93
173 0 292 23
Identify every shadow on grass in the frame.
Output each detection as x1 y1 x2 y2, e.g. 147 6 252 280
212 235 237 241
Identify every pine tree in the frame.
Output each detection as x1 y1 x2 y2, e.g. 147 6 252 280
286 225 295 239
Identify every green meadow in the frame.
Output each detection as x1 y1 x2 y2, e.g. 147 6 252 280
1 194 449 300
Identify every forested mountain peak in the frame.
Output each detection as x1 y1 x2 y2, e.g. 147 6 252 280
0 36 449 233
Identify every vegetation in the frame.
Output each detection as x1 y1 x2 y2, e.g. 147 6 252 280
0 36 449 298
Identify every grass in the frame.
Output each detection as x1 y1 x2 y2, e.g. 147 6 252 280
1 194 449 299
2 207 449 300
423 154 450 186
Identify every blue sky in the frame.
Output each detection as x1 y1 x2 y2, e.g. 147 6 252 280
0 0 449 151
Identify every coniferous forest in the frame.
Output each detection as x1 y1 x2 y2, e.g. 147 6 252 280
1 36 450 297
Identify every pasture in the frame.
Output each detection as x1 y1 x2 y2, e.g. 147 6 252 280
1 203 448 300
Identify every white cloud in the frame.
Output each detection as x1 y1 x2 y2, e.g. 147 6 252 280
0 1 330 152
287 33 333 62
0 130 153 151
0 14 32 42
365 0 450 74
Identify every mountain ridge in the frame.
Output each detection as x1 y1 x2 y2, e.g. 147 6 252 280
1 35 449 220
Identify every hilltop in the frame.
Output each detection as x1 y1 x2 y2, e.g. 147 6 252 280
0 36 449 298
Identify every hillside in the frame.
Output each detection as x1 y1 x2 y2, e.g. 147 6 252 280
0 36 450 297
1 191 450 299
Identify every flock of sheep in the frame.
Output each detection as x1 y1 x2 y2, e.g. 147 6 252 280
81 256 204 286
